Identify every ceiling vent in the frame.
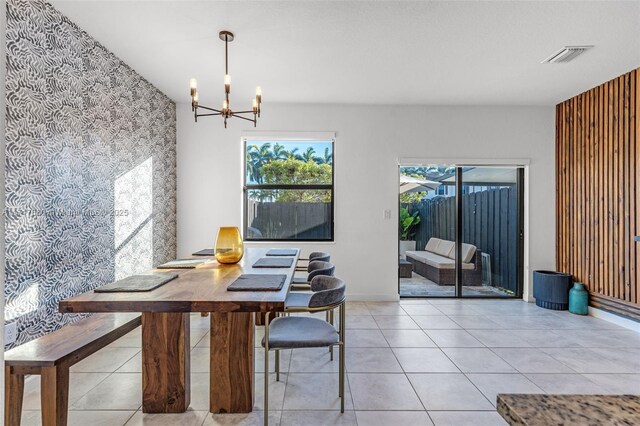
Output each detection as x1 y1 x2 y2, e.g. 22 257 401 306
541 46 593 64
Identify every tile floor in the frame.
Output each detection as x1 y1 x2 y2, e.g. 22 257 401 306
19 299 640 426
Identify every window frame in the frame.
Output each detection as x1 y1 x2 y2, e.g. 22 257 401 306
242 137 335 242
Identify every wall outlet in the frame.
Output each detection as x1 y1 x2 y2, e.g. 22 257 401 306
5 322 18 346
384 209 392 220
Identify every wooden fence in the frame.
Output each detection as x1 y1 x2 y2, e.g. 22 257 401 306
405 186 519 292
247 201 332 240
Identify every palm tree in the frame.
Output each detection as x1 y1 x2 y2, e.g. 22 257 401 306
322 147 333 165
301 147 322 163
286 147 300 160
246 143 273 183
272 143 288 161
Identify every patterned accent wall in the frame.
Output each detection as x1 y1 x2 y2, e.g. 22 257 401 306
4 0 177 347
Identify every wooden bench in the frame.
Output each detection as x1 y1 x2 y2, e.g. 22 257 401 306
4 313 141 426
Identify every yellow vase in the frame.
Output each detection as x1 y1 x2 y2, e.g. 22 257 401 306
214 226 244 264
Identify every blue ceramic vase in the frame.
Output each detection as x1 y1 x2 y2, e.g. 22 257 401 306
568 282 589 315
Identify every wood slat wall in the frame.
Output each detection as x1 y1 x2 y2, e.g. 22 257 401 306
556 67 640 320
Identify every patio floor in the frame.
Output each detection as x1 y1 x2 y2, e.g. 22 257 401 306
400 272 513 297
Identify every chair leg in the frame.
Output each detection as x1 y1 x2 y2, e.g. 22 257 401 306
329 309 335 360
339 303 346 413
41 363 70 426
5 367 24 426
264 312 270 426
275 350 280 382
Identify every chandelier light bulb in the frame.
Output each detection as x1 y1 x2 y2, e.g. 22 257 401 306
190 78 197 90
256 86 262 97
252 98 258 112
224 74 231 86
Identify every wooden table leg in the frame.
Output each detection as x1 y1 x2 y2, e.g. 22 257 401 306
210 312 255 413
41 363 69 426
141 312 190 413
5 366 25 426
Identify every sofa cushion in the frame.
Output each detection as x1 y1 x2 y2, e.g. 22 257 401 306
425 238 441 252
434 240 455 257
406 251 476 270
460 243 477 263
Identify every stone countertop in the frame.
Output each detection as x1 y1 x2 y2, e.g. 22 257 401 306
497 394 640 426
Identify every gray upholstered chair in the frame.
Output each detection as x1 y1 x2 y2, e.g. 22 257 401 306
295 251 331 271
262 276 346 426
291 260 335 291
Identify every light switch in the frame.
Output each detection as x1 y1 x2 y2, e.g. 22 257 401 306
384 209 391 220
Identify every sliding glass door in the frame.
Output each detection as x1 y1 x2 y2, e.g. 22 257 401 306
398 164 524 298
459 167 524 297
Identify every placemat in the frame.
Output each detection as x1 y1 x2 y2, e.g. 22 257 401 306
95 272 178 293
192 248 215 256
252 257 294 268
158 259 209 269
266 248 298 256
227 274 287 291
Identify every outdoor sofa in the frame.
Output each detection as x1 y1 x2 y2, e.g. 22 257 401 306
405 237 482 286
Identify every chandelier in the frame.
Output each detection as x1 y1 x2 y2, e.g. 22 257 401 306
189 31 262 128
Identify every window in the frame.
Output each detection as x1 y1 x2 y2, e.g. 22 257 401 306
243 138 334 241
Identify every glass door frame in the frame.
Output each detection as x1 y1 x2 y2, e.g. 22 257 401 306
398 163 525 299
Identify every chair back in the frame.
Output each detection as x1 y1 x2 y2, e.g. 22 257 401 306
307 261 335 280
308 252 331 264
308 276 346 308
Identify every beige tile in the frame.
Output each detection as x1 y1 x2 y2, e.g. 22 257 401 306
581 374 640 394
491 348 576 374
408 373 493 411
206 411 281 426
467 373 544 406
441 348 516 373
22 372 109 409
355 411 433 426
467 330 531 347
401 304 444 315
22 410 135 426
412 316 461 330
189 373 210 411
191 347 211 373
290 347 341 373
392 348 459 373
525 373 608 394
348 373 423 410
373 315 420 330
117 352 141 373
429 411 507 426
71 347 140 373
346 329 389 347
190 313 211 329
381 329 436 348
125 410 208 426
541 347 632 373
366 303 408 316
256 349 292 373
254 373 287 411
280 410 357 426
191 328 210 348
346 348 403 373
424 330 484 348
109 328 142 348
283 373 352 410
345 301 371 315
72 373 142 410
345 315 379 329
447 315 502 330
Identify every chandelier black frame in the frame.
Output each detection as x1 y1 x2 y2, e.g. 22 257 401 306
190 31 262 128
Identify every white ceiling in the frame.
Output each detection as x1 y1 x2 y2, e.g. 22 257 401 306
50 1 640 106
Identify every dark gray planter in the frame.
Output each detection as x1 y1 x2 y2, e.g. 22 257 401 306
533 270 572 310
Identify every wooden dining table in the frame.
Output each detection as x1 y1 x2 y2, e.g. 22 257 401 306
59 247 300 414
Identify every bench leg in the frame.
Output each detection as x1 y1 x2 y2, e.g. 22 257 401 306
5 366 25 426
41 364 69 426
141 312 191 413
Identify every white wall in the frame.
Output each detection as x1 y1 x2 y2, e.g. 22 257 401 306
177 103 555 301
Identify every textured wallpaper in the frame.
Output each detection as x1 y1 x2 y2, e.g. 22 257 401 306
4 0 177 347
